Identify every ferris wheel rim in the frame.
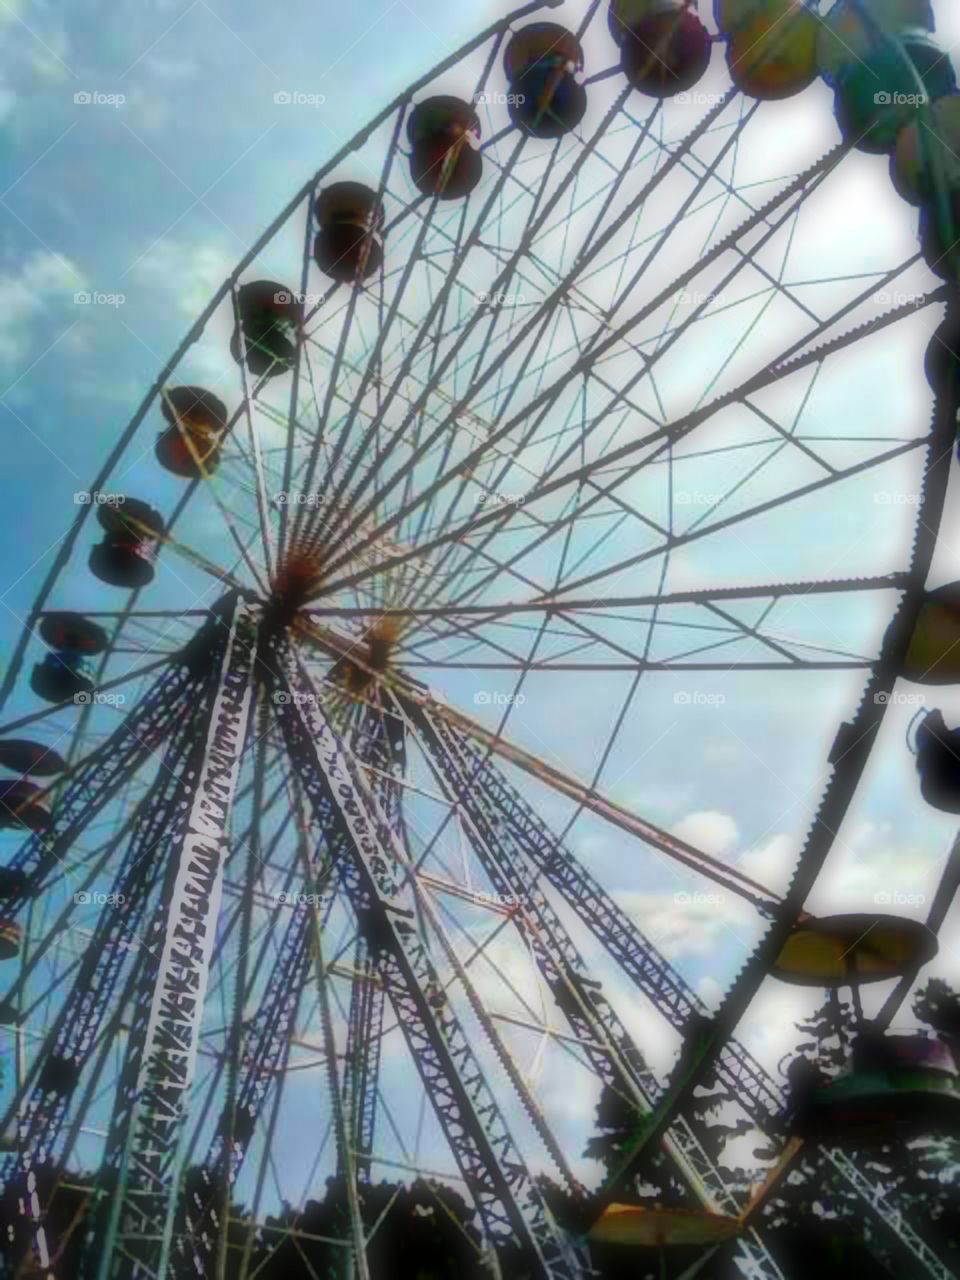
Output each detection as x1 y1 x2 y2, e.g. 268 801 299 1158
1 4 958 1273
0 0 947 1042
0 6 945 973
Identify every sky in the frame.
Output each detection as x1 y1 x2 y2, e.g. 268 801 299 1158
6 0 960 1239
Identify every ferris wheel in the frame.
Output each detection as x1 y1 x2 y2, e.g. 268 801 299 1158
3 0 960 1276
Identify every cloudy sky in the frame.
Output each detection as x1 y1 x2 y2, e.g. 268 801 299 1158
5 0 960 1213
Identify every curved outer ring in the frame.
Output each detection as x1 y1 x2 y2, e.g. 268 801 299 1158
1 0 956 1218
0 0 563 718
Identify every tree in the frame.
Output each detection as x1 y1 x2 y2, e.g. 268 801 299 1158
249 1175 501 1279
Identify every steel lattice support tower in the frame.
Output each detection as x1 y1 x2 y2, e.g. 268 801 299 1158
402 692 787 1280
339 703 401 1187
403 695 953 1280
0 689 211 1276
273 653 585 1280
0 602 952 1280
93 600 260 1279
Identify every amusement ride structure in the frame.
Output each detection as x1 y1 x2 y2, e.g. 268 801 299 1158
3 0 960 1276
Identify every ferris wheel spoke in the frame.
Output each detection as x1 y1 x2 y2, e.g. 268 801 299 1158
8 5 960 1275
276 188 321 565
419 692 781 910
292 124 409 561
225 295 282 585
337 277 937 614
308 573 906 624
523 434 928 606
436 248 924 608
387 250 480 564
294 136 446 553
317 141 847 593
317 91 742 562
303 132 534 558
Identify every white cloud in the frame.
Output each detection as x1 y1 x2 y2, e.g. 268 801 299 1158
130 239 234 319
613 887 761 968
0 250 84 368
736 832 795 896
697 974 724 1009
673 810 739 858
0 0 27 27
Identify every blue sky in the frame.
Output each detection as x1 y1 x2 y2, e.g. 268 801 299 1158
0 0 509 592
5 0 960 1218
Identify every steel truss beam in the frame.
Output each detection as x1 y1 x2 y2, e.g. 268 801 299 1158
91 600 260 1280
174 884 332 1277
273 653 583 1279
175 705 402 1273
340 705 402 1186
1 693 210 1278
406 694 785 1280
1 664 200 919
417 707 952 1280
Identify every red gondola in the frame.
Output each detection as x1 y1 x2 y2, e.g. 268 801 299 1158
408 97 482 199
0 780 50 832
503 24 587 138
229 280 302 378
89 498 166 590
30 613 108 704
314 181 385 283
156 386 228 478
0 920 21 961
610 1 712 98
0 740 66 777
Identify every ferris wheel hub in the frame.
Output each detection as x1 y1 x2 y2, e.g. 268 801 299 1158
329 617 403 697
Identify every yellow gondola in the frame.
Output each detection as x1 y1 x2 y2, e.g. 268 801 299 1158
773 913 936 986
588 1203 742 1247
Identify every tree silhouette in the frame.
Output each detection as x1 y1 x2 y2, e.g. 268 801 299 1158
180 1172 514 1280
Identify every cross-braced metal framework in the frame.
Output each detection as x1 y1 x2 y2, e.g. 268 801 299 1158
1 2 959 1277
